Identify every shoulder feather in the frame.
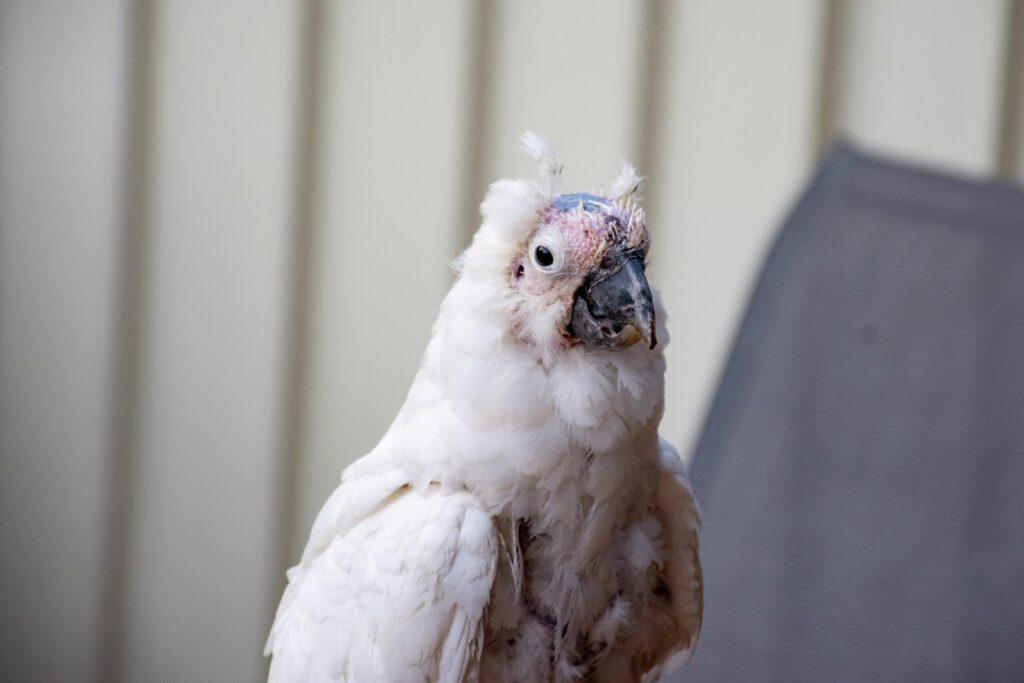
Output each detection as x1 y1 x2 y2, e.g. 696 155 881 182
267 483 497 683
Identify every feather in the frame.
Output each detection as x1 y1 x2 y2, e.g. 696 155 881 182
519 130 563 197
611 158 643 199
266 485 497 683
478 178 546 244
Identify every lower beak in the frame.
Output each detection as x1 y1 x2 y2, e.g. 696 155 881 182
568 255 656 350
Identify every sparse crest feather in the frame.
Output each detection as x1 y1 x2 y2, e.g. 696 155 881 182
611 159 643 200
520 131 563 197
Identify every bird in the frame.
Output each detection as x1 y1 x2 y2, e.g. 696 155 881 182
265 133 702 683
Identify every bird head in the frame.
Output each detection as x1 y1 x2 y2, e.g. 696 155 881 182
513 190 654 352
459 132 655 361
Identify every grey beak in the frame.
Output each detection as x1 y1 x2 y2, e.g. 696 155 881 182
568 255 656 350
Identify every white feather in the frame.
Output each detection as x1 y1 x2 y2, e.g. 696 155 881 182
478 178 546 244
519 130 563 197
611 158 643 199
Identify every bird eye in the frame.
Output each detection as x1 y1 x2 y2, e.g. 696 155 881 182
534 245 555 269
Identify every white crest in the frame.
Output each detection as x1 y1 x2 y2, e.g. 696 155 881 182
611 158 643 199
519 131 563 198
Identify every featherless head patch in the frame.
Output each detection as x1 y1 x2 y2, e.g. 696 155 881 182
542 192 649 263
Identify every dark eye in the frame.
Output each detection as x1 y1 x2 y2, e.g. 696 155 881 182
534 245 554 268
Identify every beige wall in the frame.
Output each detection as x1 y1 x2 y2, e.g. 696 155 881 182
2 1 1021 680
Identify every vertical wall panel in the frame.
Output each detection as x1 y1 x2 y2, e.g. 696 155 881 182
1005 1 1024 181
649 0 827 458
120 2 301 681
483 0 647 191
294 0 475 558
0 3 129 682
834 0 1008 175
1016 84 1024 183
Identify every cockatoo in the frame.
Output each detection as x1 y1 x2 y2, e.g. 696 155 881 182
266 133 702 683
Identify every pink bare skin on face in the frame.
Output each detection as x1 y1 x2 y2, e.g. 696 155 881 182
507 191 655 355
512 193 649 298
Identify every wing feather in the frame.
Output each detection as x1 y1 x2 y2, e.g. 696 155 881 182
267 483 497 683
651 438 703 675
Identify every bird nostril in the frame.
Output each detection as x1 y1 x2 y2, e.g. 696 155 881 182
600 325 612 336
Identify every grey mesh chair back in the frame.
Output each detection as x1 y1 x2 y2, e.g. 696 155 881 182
674 146 1024 682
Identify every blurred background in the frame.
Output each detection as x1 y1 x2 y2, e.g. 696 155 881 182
1 1 1022 681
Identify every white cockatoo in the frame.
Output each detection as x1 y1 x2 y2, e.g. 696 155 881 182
266 133 702 682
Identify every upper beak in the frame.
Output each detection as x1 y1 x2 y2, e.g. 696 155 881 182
568 255 657 350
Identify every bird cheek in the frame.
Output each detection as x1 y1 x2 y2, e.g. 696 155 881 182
520 272 549 296
511 263 550 296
